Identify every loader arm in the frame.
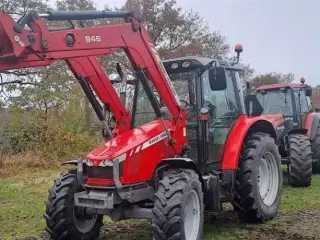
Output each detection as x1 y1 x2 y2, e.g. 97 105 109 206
0 10 184 149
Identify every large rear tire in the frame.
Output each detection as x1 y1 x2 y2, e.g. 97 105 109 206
311 124 320 174
233 133 282 223
288 134 312 187
152 169 204 240
44 170 103 240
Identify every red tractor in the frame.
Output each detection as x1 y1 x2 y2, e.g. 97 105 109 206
255 78 319 187
0 10 282 240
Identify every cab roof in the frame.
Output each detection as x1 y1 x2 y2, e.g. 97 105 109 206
256 83 309 91
162 56 244 71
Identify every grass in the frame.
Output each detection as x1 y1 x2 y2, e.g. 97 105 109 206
0 169 320 240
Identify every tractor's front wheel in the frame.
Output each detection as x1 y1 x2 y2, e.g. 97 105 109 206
44 170 103 240
288 134 312 187
233 133 282 223
152 169 204 240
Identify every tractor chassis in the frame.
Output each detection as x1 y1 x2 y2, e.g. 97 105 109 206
74 161 223 221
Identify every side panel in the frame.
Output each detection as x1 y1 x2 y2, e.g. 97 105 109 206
304 112 320 140
221 115 277 170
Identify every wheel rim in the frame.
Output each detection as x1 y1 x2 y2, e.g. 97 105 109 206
73 206 98 233
184 190 201 240
258 152 279 206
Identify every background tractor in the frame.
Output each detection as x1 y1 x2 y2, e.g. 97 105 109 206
255 78 319 187
0 9 282 240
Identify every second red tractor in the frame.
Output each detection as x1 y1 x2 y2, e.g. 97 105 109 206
255 78 320 187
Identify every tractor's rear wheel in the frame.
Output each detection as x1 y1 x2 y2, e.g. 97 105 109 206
288 134 312 187
152 169 204 240
44 170 103 240
232 133 282 223
311 124 320 174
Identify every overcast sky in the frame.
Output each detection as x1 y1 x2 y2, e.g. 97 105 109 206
90 0 319 86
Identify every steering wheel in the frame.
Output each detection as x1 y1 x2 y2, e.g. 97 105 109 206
180 99 192 109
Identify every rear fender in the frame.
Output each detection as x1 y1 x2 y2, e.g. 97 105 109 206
305 113 320 140
221 115 277 170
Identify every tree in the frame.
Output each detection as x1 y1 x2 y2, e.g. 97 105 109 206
104 0 230 60
250 72 294 89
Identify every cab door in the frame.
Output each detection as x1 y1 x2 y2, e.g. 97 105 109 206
201 69 241 170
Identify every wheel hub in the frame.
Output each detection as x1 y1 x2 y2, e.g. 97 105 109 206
258 152 279 206
73 205 98 233
184 190 200 240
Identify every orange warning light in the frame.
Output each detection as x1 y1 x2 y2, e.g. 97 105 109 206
300 77 306 84
235 44 243 53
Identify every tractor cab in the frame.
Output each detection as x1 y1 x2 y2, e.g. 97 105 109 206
161 56 247 170
255 79 313 129
127 45 248 172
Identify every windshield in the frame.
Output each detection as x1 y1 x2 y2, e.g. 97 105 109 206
256 88 293 116
131 70 195 127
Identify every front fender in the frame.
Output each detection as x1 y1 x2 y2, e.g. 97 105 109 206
287 128 308 136
154 157 204 188
157 157 201 175
221 115 277 170
61 160 78 166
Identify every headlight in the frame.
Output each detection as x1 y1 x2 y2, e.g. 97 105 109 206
182 61 191 68
171 62 179 69
86 159 94 166
99 159 113 167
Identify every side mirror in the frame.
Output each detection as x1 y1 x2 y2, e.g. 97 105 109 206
306 86 312 97
208 66 227 91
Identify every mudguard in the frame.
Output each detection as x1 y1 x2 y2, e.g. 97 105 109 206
221 115 277 170
287 128 308 136
61 160 78 166
156 157 201 176
305 113 320 140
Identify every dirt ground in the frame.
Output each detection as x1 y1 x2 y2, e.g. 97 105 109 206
16 208 320 240
241 208 320 240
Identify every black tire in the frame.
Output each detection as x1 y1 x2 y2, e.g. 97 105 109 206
44 170 103 240
311 124 320 174
152 169 204 240
288 134 312 187
232 133 282 223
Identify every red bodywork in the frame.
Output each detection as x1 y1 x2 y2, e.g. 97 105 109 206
86 119 181 185
221 114 282 169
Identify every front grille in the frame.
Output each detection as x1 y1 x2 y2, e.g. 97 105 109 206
86 166 113 179
86 163 124 179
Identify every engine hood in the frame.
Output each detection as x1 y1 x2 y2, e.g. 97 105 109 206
86 119 171 162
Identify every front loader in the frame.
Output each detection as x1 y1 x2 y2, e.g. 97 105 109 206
255 78 318 187
0 10 282 240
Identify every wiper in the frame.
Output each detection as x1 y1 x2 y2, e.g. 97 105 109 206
276 92 287 105
197 60 215 77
